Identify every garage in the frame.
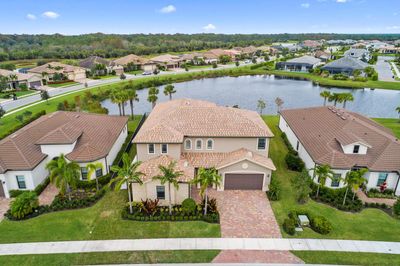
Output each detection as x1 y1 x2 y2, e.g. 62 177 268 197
224 173 264 190
29 81 42 89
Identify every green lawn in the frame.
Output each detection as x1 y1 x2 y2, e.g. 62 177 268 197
125 70 143 75
293 251 400 266
47 81 79 88
0 90 37 99
95 75 118 80
373 118 400 138
0 190 220 244
264 115 400 241
0 251 219 266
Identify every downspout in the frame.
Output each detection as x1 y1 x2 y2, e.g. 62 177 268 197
105 157 109 174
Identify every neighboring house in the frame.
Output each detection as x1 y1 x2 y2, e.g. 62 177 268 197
366 41 390 50
202 49 232 63
344 48 370 62
276 55 321 72
233 46 259 56
112 54 150 70
301 40 323 50
379 45 400 54
150 54 183 69
180 53 205 65
28 62 87 82
0 112 128 199
271 43 300 52
0 69 42 89
79 56 124 76
314 50 332 62
321 57 369 75
326 39 356 45
279 106 400 195
132 99 276 205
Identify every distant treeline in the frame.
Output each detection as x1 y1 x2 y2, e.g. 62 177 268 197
0 33 399 62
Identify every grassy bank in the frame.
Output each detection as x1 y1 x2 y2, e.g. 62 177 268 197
373 118 400 138
264 115 400 241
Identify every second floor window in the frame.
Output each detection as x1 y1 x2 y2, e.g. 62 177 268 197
148 144 155 154
353 145 360 154
258 138 266 150
161 144 168 154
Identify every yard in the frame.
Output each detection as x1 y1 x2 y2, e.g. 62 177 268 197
47 81 80 88
373 118 400 138
263 116 400 241
0 90 37 99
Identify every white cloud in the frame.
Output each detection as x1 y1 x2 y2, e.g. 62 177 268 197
159 5 176 13
301 3 310 8
386 25 400 30
26 14 36 20
203 24 216 32
336 0 348 3
42 11 60 19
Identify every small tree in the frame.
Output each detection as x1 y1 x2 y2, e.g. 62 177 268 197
343 168 368 205
152 161 183 215
396 106 400 121
235 61 240 67
257 98 266 114
275 97 284 113
192 168 221 215
10 191 39 219
0 75 8 93
291 170 312 204
147 86 159 109
320 91 331 106
15 114 24 123
311 164 334 198
120 73 126 80
341 93 354 108
86 162 103 191
212 62 218 69
0 105 5 120
41 90 50 104
163 84 176 100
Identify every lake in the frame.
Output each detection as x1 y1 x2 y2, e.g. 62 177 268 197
101 75 400 118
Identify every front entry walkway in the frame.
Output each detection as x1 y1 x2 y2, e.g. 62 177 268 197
0 198 10 222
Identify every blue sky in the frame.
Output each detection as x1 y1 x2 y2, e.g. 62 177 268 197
1 0 400 35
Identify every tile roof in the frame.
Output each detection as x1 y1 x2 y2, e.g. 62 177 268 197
0 69 38 81
137 155 195 183
28 62 85 75
344 48 368 58
286 55 321 65
280 106 400 172
150 54 182 64
0 112 128 173
322 57 369 71
133 98 273 143
112 54 149 66
79 56 112 69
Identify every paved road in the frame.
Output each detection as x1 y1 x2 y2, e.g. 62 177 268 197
1 238 399 256
375 56 398 82
0 62 254 113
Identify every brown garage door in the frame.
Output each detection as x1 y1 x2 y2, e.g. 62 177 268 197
224 173 264 190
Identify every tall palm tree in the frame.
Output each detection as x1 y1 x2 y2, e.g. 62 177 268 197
86 162 103 191
328 93 342 107
119 90 128 116
8 74 18 89
311 164 334 198
275 97 284 113
163 84 176 100
126 87 139 119
152 161 183 215
192 168 221 215
257 98 266 115
147 86 159 109
110 89 122 116
320 91 331 106
110 153 144 214
341 93 354 108
396 106 400 120
343 168 368 205
46 154 80 201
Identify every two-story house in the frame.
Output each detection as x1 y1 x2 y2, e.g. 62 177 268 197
279 106 400 195
132 99 276 205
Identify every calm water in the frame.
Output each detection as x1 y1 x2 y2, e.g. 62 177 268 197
101 75 400 118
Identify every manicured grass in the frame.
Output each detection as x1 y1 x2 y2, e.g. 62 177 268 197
293 251 400 266
126 70 143 75
0 190 220 244
47 81 79 88
0 90 37 99
0 250 219 265
373 118 400 138
266 70 400 90
94 75 118 80
264 115 400 241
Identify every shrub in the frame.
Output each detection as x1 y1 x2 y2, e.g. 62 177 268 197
310 216 332 235
267 176 281 201
9 190 26 198
182 198 197 215
285 153 305 172
76 174 111 189
10 192 39 219
291 170 312 204
283 218 296 235
34 177 50 195
394 199 400 216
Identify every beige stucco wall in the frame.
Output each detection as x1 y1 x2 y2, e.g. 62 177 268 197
131 181 189 205
136 143 181 161
218 159 272 191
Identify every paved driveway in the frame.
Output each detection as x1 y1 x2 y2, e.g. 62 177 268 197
0 198 10 222
375 56 398 82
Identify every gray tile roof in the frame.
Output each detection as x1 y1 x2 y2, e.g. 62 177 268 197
322 57 369 71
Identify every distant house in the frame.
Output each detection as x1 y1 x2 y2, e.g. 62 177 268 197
0 69 42 90
326 39 356 45
0 112 128 199
79 56 124 76
379 45 400 54
301 40 323 50
276 55 321 72
233 46 259 56
150 54 183 69
314 50 332 62
366 41 390 50
180 52 205 64
321 57 369 75
279 106 400 194
344 48 370 62
28 62 87 82
202 49 231 63
112 54 150 70
271 43 300 52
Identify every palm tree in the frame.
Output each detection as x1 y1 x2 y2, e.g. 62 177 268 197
341 93 354 108
257 98 266 115
110 89 122 116
192 168 221 215
119 90 128 116
311 164 334 198
320 91 331 106
163 84 176 100
125 87 139 119
147 86 159 109
152 161 183 215
8 74 18 89
275 97 284 113
86 162 103 191
46 154 80 201
328 93 342 107
343 168 368 205
110 153 144 214
396 106 400 120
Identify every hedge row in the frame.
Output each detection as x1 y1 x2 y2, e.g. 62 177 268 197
283 209 332 235
281 132 305 171
9 177 50 198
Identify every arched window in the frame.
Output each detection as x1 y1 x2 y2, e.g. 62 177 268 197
206 139 214 150
185 139 192 150
195 139 203 150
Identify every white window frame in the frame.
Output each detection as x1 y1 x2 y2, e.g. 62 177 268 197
161 143 168 154
148 143 155 154
184 139 192 150
206 139 214 150
257 138 267 151
195 139 203 150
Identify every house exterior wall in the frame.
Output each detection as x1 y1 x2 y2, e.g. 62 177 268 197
341 143 368 155
77 158 107 180
365 172 400 192
131 180 189 205
136 143 181 161
105 124 128 172
218 159 272 191
143 64 157 72
40 142 77 159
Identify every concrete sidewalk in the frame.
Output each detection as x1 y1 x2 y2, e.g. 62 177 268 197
1 238 400 256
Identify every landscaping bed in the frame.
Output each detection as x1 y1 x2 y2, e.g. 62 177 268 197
366 188 396 199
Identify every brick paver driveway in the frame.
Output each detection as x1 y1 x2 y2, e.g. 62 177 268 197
0 198 10 222
200 189 303 264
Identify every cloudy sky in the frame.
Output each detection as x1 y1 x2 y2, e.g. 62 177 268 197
1 0 400 35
